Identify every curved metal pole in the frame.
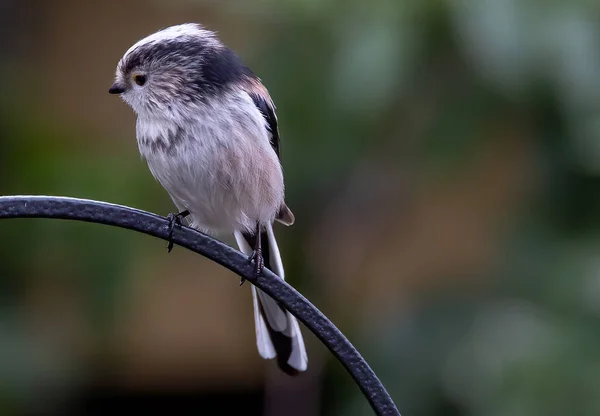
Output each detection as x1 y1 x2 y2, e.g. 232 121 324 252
0 195 400 416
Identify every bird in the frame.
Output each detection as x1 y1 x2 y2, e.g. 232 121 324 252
108 23 307 375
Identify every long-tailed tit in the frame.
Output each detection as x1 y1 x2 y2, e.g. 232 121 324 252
108 23 307 375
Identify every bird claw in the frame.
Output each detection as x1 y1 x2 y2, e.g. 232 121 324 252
166 210 190 253
241 248 263 286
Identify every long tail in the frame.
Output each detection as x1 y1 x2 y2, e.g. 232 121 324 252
234 223 308 375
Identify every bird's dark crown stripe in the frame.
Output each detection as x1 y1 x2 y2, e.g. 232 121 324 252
201 47 253 90
123 39 209 75
122 38 255 97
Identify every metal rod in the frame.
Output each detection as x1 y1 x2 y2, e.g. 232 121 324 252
0 195 401 416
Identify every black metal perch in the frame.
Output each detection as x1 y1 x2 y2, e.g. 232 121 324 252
0 195 401 416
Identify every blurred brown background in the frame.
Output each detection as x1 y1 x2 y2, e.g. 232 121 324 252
1 0 600 415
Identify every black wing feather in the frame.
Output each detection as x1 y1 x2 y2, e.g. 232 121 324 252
248 92 281 160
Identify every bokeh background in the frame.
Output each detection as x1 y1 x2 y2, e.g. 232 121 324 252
1 0 600 415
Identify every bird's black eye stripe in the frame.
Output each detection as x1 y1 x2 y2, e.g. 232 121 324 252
134 74 147 86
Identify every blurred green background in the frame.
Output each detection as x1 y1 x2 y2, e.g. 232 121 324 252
2 0 600 415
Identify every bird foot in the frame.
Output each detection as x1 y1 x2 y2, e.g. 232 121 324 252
166 210 190 253
241 248 264 286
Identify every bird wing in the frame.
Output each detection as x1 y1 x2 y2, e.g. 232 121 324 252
242 76 294 225
242 76 281 160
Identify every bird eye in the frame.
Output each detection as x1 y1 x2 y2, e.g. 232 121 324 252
133 74 147 86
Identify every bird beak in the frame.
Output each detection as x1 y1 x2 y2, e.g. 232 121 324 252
108 83 126 95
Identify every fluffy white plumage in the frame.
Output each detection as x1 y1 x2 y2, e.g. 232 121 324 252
137 91 284 234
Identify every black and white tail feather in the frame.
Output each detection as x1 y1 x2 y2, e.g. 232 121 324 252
234 224 308 375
